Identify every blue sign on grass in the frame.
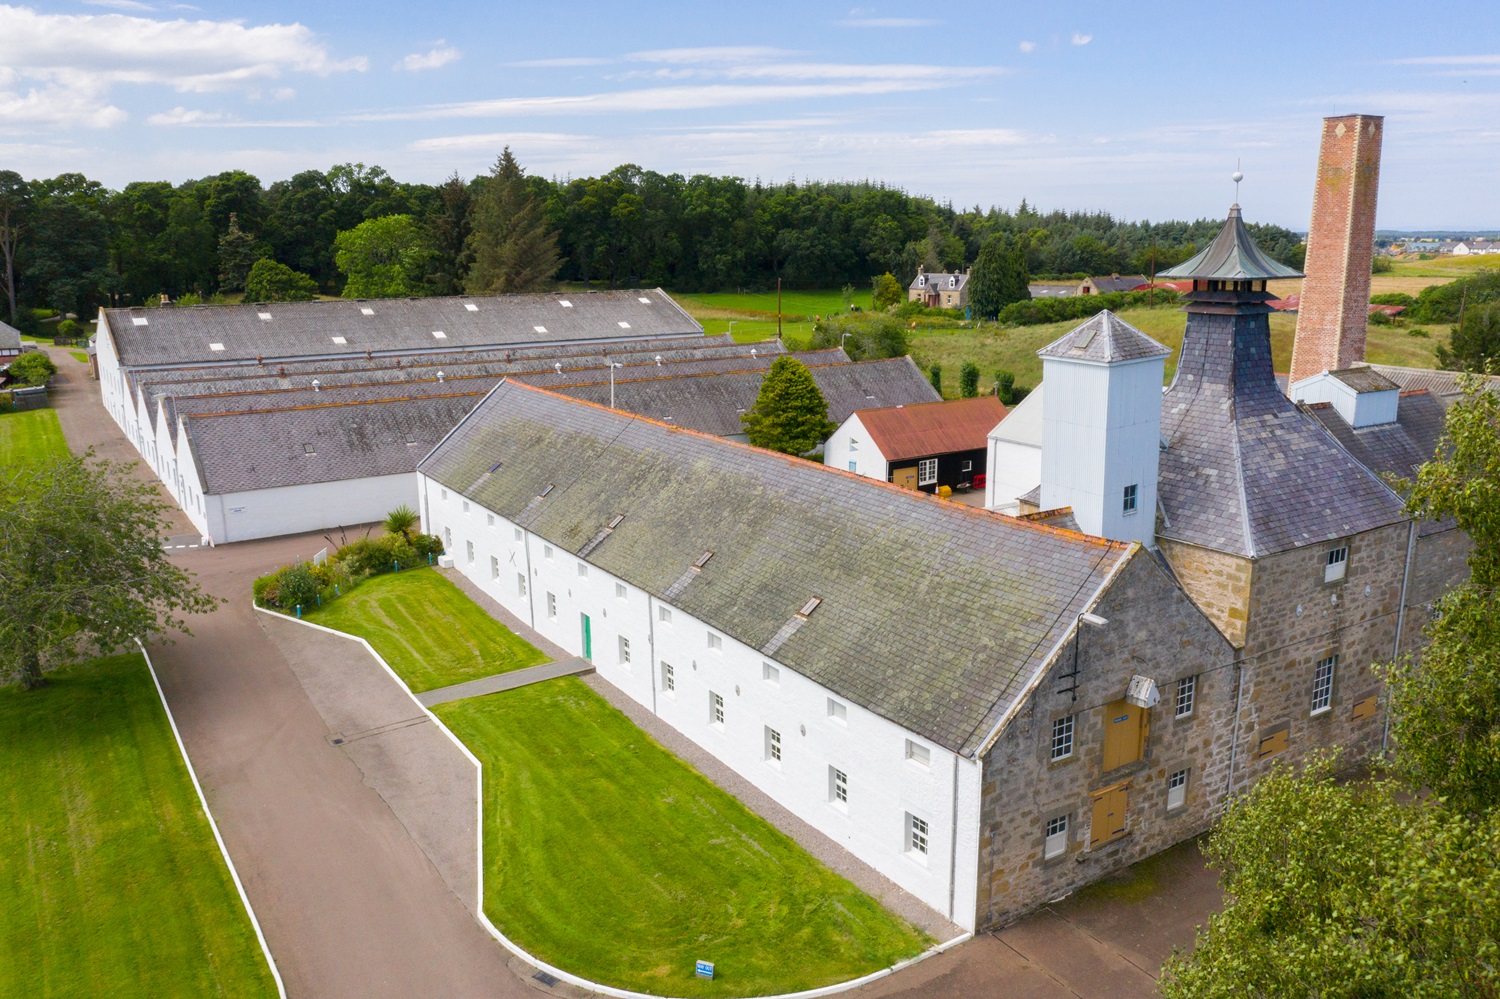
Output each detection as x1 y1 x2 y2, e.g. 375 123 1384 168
695 960 715 980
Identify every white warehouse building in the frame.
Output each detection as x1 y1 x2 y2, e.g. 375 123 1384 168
418 379 1227 930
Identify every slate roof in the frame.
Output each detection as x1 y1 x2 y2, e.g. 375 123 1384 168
183 393 483 494
854 396 1007 461
1038 310 1171 364
532 357 939 437
1304 391 1452 537
1330 366 1400 394
1159 205 1304 281
910 270 969 292
1370 364 1500 408
1158 299 1407 557
0 320 20 351
419 381 1130 757
104 289 702 367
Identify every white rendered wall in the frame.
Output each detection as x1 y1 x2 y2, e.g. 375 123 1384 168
986 438 1041 513
200 472 417 544
422 473 982 929
1289 372 1400 429
1039 355 1162 544
823 413 884 480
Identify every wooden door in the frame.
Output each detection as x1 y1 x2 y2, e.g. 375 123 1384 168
1090 784 1129 847
892 467 918 490
1101 699 1146 771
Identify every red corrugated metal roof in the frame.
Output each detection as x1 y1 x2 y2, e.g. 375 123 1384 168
854 395 1008 461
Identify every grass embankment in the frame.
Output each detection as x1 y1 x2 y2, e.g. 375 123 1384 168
303 567 548 692
0 654 277 998
304 567 930 994
436 679 930 996
0 407 70 465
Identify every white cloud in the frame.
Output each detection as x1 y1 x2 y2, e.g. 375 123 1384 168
839 17 940 27
1071 33 1093 46
144 105 322 127
396 43 461 72
0 5 366 129
146 105 226 125
408 131 594 152
505 57 613 68
1391 54 1500 66
1019 40 1037 53
627 47 795 65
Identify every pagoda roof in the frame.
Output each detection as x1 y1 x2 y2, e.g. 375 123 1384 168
1159 205 1304 281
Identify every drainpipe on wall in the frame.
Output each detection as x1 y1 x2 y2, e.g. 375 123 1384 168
646 594 658 717
1385 520 1418 751
1224 657 1247 799
521 526 537 632
947 753 960 923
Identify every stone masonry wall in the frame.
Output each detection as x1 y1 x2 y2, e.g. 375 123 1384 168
975 551 1237 928
1399 526 1472 658
1290 114 1384 384
1156 538 1252 648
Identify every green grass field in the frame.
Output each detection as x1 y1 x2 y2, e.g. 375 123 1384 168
435 679 929 996
0 654 277 998
0 407 70 465
69 350 89 363
304 567 549 692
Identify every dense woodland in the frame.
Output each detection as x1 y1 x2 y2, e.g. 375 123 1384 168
0 156 1307 326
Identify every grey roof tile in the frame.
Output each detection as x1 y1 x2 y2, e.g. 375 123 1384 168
1037 309 1171 363
1159 205 1304 281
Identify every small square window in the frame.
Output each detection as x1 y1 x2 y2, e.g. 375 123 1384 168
707 631 722 650
1176 675 1197 718
830 767 849 806
658 605 672 624
517 573 527 597
546 592 557 620
1312 655 1336 714
1325 545 1349 583
905 740 931 768
710 692 725 727
487 513 495 527
762 662 779 685
765 727 782 764
661 661 675 693
618 635 631 666
1168 768 1188 810
1050 715 1074 761
462 500 470 513
577 562 588 578
513 527 523 542
918 458 938 486
440 488 448 500
490 555 499 580
1044 814 1069 859
827 698 847 723
848 461 858 473
544 545 553 560
961 459 973 473
465 540 474 563
615 582 627 600
907 813 930 856
1123 483 1138 514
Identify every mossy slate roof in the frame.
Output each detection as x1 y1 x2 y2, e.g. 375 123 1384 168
420 381 1129 757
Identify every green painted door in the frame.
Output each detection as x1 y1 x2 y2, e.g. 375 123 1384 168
580 612 592 660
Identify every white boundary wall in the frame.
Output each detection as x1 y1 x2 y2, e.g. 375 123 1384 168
420 473 983 930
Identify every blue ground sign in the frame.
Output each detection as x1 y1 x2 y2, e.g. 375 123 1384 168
695 960 715 980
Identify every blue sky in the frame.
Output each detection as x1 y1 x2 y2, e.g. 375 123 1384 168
3 1 1497 228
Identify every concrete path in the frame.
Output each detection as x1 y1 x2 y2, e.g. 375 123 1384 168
418 656 595 707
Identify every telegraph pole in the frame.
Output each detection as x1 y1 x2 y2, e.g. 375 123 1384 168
777 277 783 341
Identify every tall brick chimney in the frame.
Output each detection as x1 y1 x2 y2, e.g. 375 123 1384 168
1288 114 1384 388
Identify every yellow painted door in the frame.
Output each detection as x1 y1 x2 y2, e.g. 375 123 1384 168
1090 785 1129 847
1101 700 1146 771
892 467 918 490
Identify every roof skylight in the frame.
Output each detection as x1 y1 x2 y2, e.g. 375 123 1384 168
618 321 631 329
360 307 375 316
534 325 547 333
559 300 573 307
464 303 479 312
209 343 225 352
638 296 651 304
331 336 347 345
257 312 272 321
431 331 447 339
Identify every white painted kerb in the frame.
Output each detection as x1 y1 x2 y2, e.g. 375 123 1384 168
256 605 970 999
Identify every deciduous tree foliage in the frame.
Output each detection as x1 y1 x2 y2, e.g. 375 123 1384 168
334 214 433 299
0 454 220 690
244 258 318 303
809 313 910 361
870 272 902 311
464 148 561 295
7 351 57 387
741 357 836 456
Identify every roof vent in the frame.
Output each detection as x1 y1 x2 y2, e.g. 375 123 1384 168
693 550 714 569
797 596 823 618
302 443 315 454
464 303 479 312
331 336 347 345
559 300 573 308
405 433 416 444
539 483 554 498
360 307 375 316
209 343 225 352
534 325 548 333
132 316 149 327
618 321 631 329
432 331 447 339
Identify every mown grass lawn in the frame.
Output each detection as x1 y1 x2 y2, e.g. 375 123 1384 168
0 407 70 465
0 654 277 998
304 567 549 692
435 679 930 997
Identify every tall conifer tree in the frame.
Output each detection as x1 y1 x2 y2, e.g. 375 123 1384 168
464 148 561 294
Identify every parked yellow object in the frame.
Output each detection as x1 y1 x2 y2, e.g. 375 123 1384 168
936 485 952 499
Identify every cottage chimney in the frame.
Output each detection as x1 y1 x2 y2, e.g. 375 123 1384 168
1289 114 1384 389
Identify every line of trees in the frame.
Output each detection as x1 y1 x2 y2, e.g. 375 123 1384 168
0 156 1305 327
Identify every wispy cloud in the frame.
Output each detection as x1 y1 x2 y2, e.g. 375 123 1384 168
839 16 939 27
627 46 794 64
146 105 322 127
1071 33 1093 46
84 0 201 10
395 43 460 72
409 131 593 152
1019 40 1037 53
1391 53 1500 66
505 57 613 68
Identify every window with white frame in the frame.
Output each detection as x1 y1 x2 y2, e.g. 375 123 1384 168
443 527 452 548
546 592 557 620
577 562 588 578
905 739 931 768
830 767 848 807
1168 768 1188 810
764 727 782 765
707 631 722 650
466 540 475 563
544 545 553 560
1044 814 1069 859
658 605 672 624
440 488 447 500
907 813 930 857
513 527 523 542
918 458 938 486
661 662 675 693
487 513 494 527
1312 655 1336 714
1123 483 1139 514
762 662 779 685
1050 715 1075 760
490 555 500 580
710 691 725 727
848 461 858 473
615 582 627 600
517 573 527 598
1325 545 1349 583
462 500 469 513
1176 675 1197 718
827 698 847 723
618 635 631 666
